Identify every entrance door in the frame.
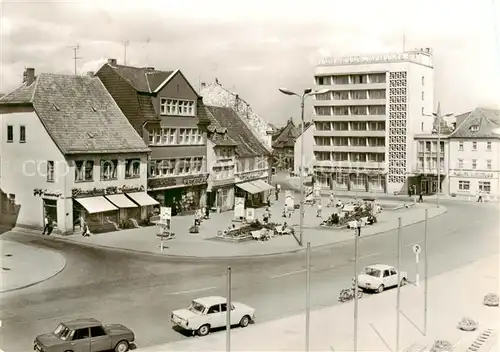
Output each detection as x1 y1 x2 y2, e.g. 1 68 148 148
420 180 428 194
43 199 57 226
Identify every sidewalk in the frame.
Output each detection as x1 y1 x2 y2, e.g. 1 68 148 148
0 239 66 293
284 176 500 203
136 254 500 351
12 198 446 258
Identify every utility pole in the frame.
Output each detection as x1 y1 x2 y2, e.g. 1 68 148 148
396 217 402 352
424 209 429 335
353 221 361 352
226 266 232 352
305 242 311 352
69 44 82 75
123 40 129 65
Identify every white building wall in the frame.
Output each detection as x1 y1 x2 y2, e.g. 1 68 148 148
448 139 500 198
1 110 68 229
294 126 315 175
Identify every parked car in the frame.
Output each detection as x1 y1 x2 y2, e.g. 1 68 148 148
171 296 256 336
33 318 135 352
357 264 408 293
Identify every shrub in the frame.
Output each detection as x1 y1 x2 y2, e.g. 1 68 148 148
430 340 453 352
457 316 478 331
451 193 457 197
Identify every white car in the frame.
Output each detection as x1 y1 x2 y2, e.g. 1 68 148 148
171 296 256 336
357 264 408 293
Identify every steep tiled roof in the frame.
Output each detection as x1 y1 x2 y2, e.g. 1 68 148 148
107 64 174 93
272 120 298 148
449 108 500 139
200 80 273 152
0 73 150 154
206 106 269 157
0 81 36 104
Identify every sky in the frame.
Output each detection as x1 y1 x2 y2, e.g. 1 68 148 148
1 0 499 126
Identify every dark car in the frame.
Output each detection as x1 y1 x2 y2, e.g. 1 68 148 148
33 318 135 352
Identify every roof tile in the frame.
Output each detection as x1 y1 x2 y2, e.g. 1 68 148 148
0 81 35 104
0 73 150 154
449 108 500 139
108 64 173 93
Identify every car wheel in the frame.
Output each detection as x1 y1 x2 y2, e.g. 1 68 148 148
376 284 384 293
115 340 129 352
198 324 210 336
239 315 250 328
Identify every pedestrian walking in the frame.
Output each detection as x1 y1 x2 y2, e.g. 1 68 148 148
42 215 50 235
316 202 322 217
267 194 271 207
477 190 483 202
82 222 90 237
263 208 270 224
46 218 54 236
418 191 424 203
328 192 335 207
194 210 200 226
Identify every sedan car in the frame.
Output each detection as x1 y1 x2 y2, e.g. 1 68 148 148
171 296 256 336
357 264 408 293
33 318 135 352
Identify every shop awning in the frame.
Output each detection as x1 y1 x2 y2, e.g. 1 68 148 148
250 179 274 192
126 192 159 206
105 194 138 208
75 196 118 214
236 182 262 194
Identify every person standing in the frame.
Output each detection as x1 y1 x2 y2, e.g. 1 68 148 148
42 215 50 235
418 191 424 203
46 218 54 236
263 208 270 224
316 202 322 217
477 189 483 202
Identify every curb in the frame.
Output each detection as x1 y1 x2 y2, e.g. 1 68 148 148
0 248 67 293
10 206 447 261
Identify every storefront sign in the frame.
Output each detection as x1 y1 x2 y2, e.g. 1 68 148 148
148 177 177 190
160 207 171 221
246 208 255 221
320 53 410 66
183 175 208 186
238 171 264 182
72 184 144 198
451 171 495 178
33 188 62 198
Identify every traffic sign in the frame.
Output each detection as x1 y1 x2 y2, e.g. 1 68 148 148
413 244 421 254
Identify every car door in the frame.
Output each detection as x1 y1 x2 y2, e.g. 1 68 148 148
89 325 111 352
221 303 239 326
69 328 91 352
382 269 392 287
390 268 399 287
206 304 224 328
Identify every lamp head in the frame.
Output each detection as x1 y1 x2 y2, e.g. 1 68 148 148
304 88 312 95
278 88 297 96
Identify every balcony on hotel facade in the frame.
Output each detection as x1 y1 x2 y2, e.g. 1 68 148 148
314 73 388 92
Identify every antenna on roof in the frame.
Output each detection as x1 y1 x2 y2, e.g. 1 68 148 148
122 40 130 65
69 44 82 75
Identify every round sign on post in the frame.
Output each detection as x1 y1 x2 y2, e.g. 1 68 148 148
413 244 421 254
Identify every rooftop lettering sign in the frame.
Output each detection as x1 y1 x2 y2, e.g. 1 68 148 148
319 53 411 66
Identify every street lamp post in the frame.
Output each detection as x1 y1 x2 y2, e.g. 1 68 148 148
424 103 453 208
279 87 330 246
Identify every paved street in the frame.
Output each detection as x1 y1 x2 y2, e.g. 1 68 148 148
0 200 498 351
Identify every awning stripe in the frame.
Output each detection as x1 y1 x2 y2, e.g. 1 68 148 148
75 196 118 214
250 179 273 192
126 192 159 206
236 182 261 194
105 194 138 208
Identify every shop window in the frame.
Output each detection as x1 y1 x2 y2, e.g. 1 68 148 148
458 180 470 191
100 159 118 180
75 160 94 182
479 181 491 193
125 159 141 178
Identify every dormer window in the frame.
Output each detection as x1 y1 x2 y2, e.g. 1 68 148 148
469 125 479 132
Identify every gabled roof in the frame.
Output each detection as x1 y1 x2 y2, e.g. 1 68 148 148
0 73 150 154
272 120 298 148
106 63 175 93
294 122 314 139
205 105 269 157
449 108 500 139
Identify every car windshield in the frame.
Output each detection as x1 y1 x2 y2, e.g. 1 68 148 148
188 301 205 314
364 267 381 277
53 324 72 341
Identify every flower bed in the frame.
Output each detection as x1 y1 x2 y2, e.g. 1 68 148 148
430 340 453 352
457 316 478 331
210 221 280 243
483 293 499 307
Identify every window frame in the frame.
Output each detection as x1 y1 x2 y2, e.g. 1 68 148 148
7 125 13 143
47 161 55 182
100 159 118 181
458 180 470 191
19 125 26 143
125 159 141 179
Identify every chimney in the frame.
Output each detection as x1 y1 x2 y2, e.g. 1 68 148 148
108 58 117 66
201 82 206 88
234 94 239 110
23 68 35 85
86 71 94 77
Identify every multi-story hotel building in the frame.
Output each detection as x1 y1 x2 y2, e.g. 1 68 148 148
312 49 435 194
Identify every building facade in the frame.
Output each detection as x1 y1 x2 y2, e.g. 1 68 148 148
96 59 210 215
272 118 298 171
0 70 153 234
312 49 435 194
447 108 500 198
205 105 272 209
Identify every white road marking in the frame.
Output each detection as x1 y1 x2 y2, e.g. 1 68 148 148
270 269 306 279
170 287 216 295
